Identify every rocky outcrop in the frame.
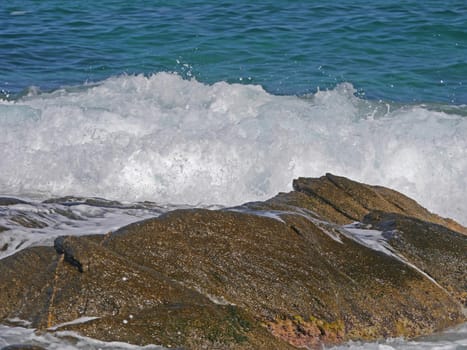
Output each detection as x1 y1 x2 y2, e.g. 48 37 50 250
1 346 46 350
0 198 27 206
0 174 465 349
291 174 467 234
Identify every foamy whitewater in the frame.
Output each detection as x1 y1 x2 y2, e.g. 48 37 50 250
1 73 466 224
0 322 466 350
326 323 467 350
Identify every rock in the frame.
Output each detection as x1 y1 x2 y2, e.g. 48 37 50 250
1 345 46 350
0 198 28 206
292 173 467 234
42 196 124 208
0 174 465 349
1 238 293 349
53 236 85 273
363 211 467 308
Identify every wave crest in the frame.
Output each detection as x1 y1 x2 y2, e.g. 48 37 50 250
1 73 466 224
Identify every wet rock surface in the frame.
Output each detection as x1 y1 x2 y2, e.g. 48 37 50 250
0 174 465 349
0 198 28 206
1 345 46 350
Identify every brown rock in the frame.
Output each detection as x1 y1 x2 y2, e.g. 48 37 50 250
1 345 46 350
293 173 467 235
0 174 465 349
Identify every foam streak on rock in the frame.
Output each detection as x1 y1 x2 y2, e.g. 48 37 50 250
342 223 445 290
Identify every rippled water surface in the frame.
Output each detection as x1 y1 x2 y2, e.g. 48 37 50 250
2 1 467 102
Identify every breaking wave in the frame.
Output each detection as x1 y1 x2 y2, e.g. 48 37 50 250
1 73 466 224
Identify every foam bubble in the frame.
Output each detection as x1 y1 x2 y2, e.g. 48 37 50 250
1 73 466 224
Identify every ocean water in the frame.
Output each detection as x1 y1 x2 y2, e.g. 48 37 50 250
2 1 467 103
1 1 467 349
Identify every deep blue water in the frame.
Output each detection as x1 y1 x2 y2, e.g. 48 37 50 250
2 0 467 103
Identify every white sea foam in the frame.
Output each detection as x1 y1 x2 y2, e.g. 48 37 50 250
1 73 466 224
0 198 172 259
342 224 398 257
227 207 287 223
47 316 100 331
0 324 166 349
326 323 467 350
0 322 465 350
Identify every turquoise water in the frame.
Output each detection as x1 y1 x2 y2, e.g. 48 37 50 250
2 1 467 103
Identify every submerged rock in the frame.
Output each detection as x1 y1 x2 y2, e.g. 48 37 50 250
0 198 28 206
0 174 465 349
1 345 46 350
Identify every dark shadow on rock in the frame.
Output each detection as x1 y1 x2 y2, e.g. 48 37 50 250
0 198 28 206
